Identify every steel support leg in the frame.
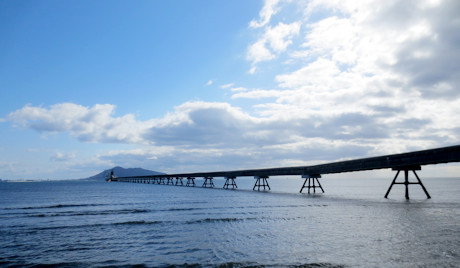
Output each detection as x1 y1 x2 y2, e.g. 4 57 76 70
315 177 325 193
404 170 410 199
202 177 214 188
412 170 431 199
385 166 430 199
300 175 324 194
253 176 270 191
385 170 401 198
223 177 237 189
186 177 196 187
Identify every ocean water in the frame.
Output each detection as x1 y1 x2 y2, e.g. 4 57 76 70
0 176 459 267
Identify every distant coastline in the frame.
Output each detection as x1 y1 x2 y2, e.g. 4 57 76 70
9 180 36 183
81 166 165 181
0 166 164 183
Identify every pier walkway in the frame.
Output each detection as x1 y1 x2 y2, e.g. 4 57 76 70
113 145 460 199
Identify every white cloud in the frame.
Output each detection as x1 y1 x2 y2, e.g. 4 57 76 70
229 87 248 92
302 16 357 64
249 0 283 28
205 80 213 86
220 83 235 89
247 39 276 64
50 152 76 162
266 22 301 52
247 21 301 67
231 89 283 99
275 58 341 88
7 103 153 144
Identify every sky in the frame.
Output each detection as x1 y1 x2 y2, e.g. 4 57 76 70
1 0 460 180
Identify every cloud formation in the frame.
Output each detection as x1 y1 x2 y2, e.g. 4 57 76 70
3 0 460 176
237 0 460 152
249 0 283 28
50 152 76 162
7 103 151 144
247 21 301 71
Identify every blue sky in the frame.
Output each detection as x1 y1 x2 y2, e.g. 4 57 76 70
1 0 460 180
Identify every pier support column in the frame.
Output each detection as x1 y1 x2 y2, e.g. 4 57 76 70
385 165 431 199
300 174 324 194
223 177 237 189
253 176 270 191
175 177 184 186
186 177 196 187
202 177 215 188
166 177 174 185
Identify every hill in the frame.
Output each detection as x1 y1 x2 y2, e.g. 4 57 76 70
82 166 165 181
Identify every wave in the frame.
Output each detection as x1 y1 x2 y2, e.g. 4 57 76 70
163 207 204 212
186 217 257 224
0 261 92 268
5 203 106 210
27 208 150 218
113 220 162 226
29 220 164 231
234 204 328 210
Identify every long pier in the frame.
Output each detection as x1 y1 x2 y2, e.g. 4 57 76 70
113 144 460 199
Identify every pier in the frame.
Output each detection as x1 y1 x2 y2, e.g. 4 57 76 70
113 145 460 199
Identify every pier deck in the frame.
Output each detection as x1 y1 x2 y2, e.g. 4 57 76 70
114 145 460 199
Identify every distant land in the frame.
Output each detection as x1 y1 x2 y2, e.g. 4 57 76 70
82 166 165 181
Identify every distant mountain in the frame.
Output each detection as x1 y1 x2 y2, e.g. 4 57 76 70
82 166 165 181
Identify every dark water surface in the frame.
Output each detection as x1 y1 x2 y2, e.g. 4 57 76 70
0 177 459 267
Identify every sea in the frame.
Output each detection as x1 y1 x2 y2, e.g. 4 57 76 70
0 176 459 267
